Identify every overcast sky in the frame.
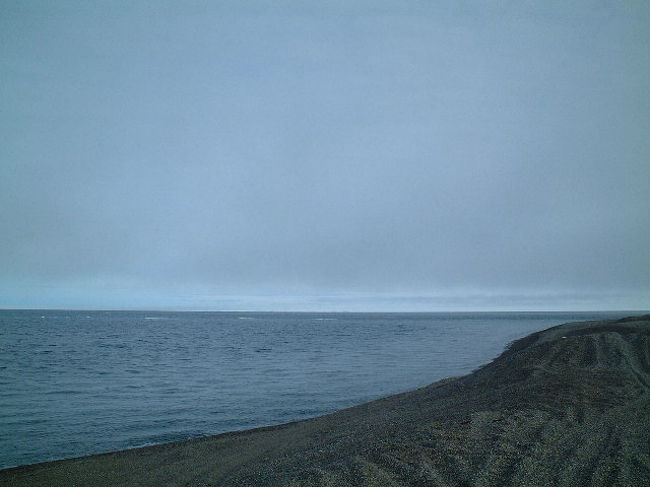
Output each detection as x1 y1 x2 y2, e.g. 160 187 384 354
1 1 648 311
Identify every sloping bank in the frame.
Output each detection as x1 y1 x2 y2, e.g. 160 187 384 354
2 315 649 486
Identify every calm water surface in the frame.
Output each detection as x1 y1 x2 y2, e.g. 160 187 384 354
0 310 632 469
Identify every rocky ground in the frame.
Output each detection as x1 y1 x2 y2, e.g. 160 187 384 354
2 315 649 486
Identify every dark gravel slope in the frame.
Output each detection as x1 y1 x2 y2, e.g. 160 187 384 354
3 315 649 486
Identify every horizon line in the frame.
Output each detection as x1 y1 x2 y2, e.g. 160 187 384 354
1 307 648 314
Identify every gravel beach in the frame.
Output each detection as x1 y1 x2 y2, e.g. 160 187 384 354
2 315 649 486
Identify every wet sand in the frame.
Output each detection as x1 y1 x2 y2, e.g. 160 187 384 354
2 315 649 486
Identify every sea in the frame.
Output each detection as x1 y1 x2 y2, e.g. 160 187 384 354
0 309 635 469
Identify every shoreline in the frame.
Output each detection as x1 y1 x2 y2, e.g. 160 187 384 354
2 314 649 486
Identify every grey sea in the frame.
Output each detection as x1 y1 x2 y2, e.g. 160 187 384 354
0 310 633 469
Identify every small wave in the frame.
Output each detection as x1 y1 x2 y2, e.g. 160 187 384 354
124 441 160 450
3 418 48 426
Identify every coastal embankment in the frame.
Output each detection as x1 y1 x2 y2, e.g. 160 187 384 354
2 315 649 486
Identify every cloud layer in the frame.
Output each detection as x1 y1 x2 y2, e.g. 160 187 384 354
1 1 649 309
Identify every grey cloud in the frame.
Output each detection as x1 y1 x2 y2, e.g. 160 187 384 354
1 1 648 309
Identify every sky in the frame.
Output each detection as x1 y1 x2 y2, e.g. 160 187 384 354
1 0 649 311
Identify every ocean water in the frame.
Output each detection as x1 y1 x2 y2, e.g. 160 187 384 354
0 310 632 469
